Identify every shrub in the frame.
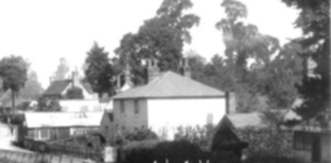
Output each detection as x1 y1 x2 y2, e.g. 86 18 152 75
243 154 301 163
119 140 209 163
237 127 294 158
65 87 84 99
114 127 158 145
174 124 214 149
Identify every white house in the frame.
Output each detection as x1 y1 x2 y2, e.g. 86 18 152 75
112 67 233 139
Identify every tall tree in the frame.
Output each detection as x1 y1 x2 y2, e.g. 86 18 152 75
281 0 330 118
52 57 70 81
85 42 116 97
20 70 43 100
214 0 303 111
0 55 28 111
115 0 200 84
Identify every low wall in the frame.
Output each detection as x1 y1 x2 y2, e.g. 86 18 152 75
0 149 96 163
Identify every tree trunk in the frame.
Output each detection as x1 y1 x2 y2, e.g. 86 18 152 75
11 90 16 113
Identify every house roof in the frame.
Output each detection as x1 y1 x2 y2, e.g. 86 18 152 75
43 79 95 96
24 112 104 128
227 112 266 129
211 115 248 150
287 109 331 133
43 80 71 96
113 71 225 99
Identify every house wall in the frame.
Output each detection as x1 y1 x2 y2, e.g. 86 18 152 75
321 134 331 163
293 131 331 163
147 97 226 140
27 128 70 141
113 99 148 131
27 127 99 141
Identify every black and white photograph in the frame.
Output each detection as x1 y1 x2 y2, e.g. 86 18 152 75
0 0 329 163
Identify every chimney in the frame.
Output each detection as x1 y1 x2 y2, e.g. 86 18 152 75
225 92 236 114
116 74 122 92
71 70 80 87
147 58 160 83
121 64 133 91
183 58 191 78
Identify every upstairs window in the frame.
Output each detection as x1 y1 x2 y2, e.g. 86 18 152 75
119 100 125 113
134 100 140 114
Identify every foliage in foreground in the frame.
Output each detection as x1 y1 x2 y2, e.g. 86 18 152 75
173 124 294 158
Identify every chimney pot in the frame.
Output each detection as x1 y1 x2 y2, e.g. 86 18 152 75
147 58 160 83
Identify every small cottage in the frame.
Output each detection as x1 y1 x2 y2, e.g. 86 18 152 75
23 112 111 141
43 70 97 100
289 109 331 163
112 64 235 139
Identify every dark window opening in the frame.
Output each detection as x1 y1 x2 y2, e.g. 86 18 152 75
134 100 139 114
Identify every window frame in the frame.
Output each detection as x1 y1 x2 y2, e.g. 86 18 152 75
294 131 312 151
39 128 50 140
134 100 140 114
119 100 125 113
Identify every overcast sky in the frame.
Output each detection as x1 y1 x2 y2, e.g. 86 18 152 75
0 0 301 88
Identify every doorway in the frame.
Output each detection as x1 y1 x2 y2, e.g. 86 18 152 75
312 136 321 163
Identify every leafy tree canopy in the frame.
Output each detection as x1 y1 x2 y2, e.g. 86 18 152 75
115 0 200 85
20 70 44 100
52 57 70 81
281 0 330 118
85 42 116 97
0 55 28 109
65 86 84 99
211 0 303 110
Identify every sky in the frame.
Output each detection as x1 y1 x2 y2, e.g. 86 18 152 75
0 0 301 88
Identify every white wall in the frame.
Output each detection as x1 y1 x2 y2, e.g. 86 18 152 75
147 98 226 140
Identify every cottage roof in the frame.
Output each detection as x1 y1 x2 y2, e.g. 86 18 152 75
288 109 331 133
43 80 71 96
43 79 94 96
113 71 225 99
211 115 248 150
24 112 104 128
227 112 266 129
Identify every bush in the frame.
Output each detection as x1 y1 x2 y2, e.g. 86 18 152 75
174 124 214 150
237 127 294 158
119 140 209 163
243 154 301 163
65 87 84 99
114 127 158 145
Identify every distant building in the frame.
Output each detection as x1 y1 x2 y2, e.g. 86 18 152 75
43 70 97 100
227 112 266 129
23 112 111 141
111 59 234 140
288 109 331 163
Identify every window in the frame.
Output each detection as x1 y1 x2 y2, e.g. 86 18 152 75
134 100 140 114
39 128 50 140
206 113 213 124
119 100 125 113
294 131 312 151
